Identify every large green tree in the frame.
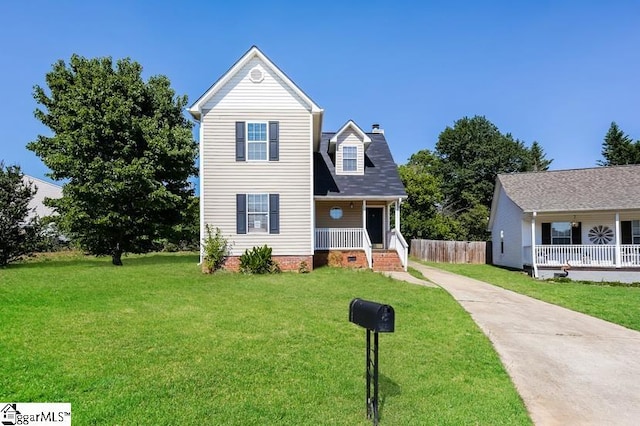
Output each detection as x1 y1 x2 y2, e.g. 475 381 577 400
435 116 532 215
401 116 552 241
398 150 461 241
0 162 41 266
28 55 198 265
598 122 640 166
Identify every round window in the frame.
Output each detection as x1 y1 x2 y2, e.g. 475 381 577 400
329 207 343 220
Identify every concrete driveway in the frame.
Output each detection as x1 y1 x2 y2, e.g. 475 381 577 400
409 261 640 426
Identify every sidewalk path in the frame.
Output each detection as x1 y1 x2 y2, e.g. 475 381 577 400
409 260 640 426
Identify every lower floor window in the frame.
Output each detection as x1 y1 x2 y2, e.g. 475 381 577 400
247 194 268 233
551 222 571 245
633 220 640 244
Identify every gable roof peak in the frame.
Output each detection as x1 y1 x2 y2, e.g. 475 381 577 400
188 46 323 120
329 120 372 144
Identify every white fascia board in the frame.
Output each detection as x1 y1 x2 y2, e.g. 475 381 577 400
329 120 372 144
314 195 406 201
188 46 322 119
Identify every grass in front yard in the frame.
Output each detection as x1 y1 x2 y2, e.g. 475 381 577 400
419 260 640 331
1 254 530 425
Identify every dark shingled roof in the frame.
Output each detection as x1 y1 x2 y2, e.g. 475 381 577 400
314 132 407 198
498 164 640 212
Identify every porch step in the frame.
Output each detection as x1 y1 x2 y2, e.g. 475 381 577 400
372 250 404 272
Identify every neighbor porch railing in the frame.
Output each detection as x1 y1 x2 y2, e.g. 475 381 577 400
387 228 408 271
534 244 640 268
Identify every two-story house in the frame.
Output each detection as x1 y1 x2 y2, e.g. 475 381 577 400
188 46 407 271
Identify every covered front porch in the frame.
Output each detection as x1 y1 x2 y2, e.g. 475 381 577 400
526 211 640 280
313 199 408 270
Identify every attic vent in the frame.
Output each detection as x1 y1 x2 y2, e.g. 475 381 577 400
249 67 264 83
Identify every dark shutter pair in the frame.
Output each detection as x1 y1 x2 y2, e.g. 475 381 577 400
236 194 279 234
235 121 279 161
541 222 581 244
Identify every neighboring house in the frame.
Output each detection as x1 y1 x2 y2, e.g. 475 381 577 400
489 165 640 282
22 175 62 219
188 46 407 271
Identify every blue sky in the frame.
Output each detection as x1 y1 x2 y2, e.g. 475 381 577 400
1 1 639 184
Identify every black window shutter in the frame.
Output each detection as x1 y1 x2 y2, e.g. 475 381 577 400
269 194 279 234
621 221 632 244
236 194 246 234
269 121 279 161
572 222 582 244
541 223 551 245
236 122 246 161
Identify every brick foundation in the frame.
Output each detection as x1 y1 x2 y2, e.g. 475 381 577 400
372 251 403 272
313 250 368 269
220 255 313 272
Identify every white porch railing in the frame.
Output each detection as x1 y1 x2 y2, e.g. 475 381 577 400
315 228 363 250
388 228 408 271
363 231 373 269
534 245 640 268
315 228 373 268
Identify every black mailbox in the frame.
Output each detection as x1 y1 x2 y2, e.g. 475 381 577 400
349 298 395 332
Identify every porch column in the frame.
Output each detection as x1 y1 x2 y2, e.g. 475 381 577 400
395 198 401 230
531 212 538 278
615 212 621 268
362 200 367 231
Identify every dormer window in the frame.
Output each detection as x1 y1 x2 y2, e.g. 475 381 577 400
343 146 357 172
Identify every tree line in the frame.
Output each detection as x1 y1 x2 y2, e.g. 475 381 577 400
399 118 639 242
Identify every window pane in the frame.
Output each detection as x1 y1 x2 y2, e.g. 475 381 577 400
343 146 357 159
248 214 268 232
247 194 268 213
343 158 357 171
248 142 267 160
248 123 267 141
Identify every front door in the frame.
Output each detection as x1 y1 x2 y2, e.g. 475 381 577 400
366 207 384 248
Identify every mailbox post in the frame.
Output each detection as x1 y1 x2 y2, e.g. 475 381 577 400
349 298 395 425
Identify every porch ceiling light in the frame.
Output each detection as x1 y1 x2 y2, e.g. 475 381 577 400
571 216 579 228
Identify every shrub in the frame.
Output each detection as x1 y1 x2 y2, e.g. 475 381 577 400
328 250 343 267
298 260 310 274
239 245 279 274
202 225 231 273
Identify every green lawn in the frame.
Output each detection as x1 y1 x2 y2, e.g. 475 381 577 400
419 260 640 332
1 253 531 425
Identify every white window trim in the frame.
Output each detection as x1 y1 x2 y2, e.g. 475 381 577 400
247 193 269 233
246 121 269 162
341 144 359 174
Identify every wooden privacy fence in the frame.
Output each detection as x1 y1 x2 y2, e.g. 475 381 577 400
410 239 490 264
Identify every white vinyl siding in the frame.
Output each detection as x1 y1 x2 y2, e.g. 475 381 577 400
204 59 312 111
490 186 525 269
335 129 364 175
201 109 312 256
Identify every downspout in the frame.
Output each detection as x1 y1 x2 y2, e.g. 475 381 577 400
615 212 621 268
531 212 538 278
198 118 204 265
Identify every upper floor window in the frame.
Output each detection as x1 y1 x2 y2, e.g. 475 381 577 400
633 220 640 244
247 122 267 161
343 146 357 172
551 222 571 245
